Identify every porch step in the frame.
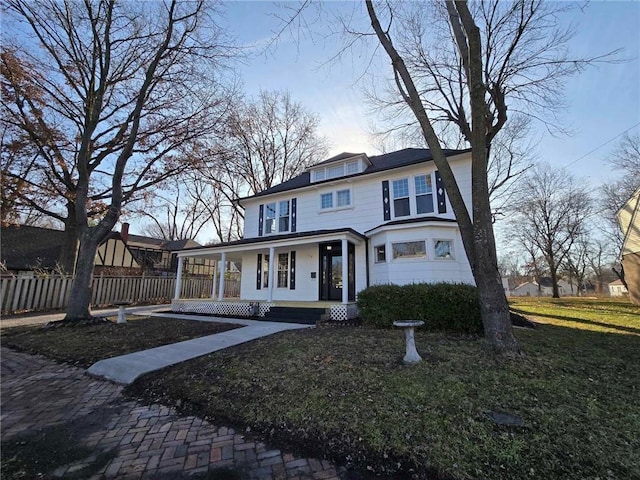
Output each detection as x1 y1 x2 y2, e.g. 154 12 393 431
262 307 328 325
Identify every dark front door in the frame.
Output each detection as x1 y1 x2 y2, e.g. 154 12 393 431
319 242 354 301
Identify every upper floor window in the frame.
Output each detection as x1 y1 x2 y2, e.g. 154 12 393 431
320 188 352 211
345 161 359 175
264 203 277 234
390 174 435 218
392 179 410 217
264 200 290 234
327 164 344 179
415 175 434 214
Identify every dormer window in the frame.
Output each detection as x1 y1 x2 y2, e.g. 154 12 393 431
327 164 344 179
310 154 369 183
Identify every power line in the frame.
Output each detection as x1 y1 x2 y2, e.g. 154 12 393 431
564 121 640 168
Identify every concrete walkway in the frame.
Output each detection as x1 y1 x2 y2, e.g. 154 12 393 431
1 347 344 480
88 319 311 384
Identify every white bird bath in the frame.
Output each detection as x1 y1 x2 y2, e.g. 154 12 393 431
393 320 424 364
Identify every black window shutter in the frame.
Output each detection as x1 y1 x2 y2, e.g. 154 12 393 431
435 171 447 214
289 251 296 290
258 204 264 236
256 253 262 289
382 181 391 221
291 198 297 232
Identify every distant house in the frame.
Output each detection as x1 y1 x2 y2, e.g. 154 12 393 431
512 277 574 297
0 223 214 277
608 279 629 297
617 186 640 304
1 224 139 275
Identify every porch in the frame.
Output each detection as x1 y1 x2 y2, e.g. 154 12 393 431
171 298 359 322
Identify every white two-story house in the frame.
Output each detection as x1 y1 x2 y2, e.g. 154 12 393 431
171 148 474 321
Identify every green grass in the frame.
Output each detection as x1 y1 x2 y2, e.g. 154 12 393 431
1 316 240 368
125 298 640 480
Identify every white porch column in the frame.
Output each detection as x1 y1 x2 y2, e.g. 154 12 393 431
174 256 184 300
267 246 275 302
217 252 226 301
342 238 349 304
210 261 217 298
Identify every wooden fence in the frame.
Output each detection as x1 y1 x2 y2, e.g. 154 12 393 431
0 275 241 315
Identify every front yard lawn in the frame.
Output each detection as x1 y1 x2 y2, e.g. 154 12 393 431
126 298 640 480
2 315 240 368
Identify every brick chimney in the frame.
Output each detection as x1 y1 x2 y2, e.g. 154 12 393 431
121 222 129 244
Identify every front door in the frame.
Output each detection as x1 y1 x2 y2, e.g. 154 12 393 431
319 242 354 301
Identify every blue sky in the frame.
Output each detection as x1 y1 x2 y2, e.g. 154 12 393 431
222 0 640 189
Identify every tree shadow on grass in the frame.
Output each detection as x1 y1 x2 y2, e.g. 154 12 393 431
510 308 640 336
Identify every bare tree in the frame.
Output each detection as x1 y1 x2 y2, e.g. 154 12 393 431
2 0 234 321
360 0 617 352
218 90 329 196
510 164 592 298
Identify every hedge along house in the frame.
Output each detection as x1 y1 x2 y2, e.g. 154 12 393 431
172 148 475 322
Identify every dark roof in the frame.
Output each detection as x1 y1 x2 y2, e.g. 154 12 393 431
177 228 367 252
1 225 67 271
118 233 202 251
240 147 471 201
365 216 458 234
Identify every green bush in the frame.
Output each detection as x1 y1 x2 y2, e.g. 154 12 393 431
357 283 482 334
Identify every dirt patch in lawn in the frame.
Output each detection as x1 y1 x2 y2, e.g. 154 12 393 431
2 316 241 367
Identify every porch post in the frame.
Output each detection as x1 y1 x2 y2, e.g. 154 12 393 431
342 239 349 304
174 256 184 300
268 246 275 302
217 252 226 301
210 260 217 298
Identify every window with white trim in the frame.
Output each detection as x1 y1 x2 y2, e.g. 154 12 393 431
264 203 276 234
314 170 326 182
336 189 350 207
264 200 290 234
320 188 352 210
392 179 410 217
320 193 333 209
277 253 289 288
392 241 426 259
327 164 344 179
262 254 270 288
346 160 359 175
415 175 434 214
434 239 454 259
375 245 386 263
278 200 290 232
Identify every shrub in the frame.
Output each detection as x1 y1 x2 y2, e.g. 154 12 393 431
357 283 482 334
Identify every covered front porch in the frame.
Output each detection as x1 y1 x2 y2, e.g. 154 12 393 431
171 229 367 321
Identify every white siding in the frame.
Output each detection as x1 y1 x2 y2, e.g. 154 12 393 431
368 225 473 287
239 243 368 302
241 154 472 240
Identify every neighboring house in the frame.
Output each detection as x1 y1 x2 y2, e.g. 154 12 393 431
608 279 629 297
0 223 214 277
617 186 640 304
172 148 475 320
112 223 216 277
511 278 574 297
1 224 139 275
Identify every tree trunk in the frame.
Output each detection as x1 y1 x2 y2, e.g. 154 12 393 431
63 230 98 320
549 266 560 298
58 204 80 275
472 182 520 353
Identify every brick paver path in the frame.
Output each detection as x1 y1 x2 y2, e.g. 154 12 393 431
1 347 343 479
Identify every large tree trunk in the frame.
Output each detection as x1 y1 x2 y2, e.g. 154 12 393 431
63 229 98 320
58 204 80 275
549 265 560 298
